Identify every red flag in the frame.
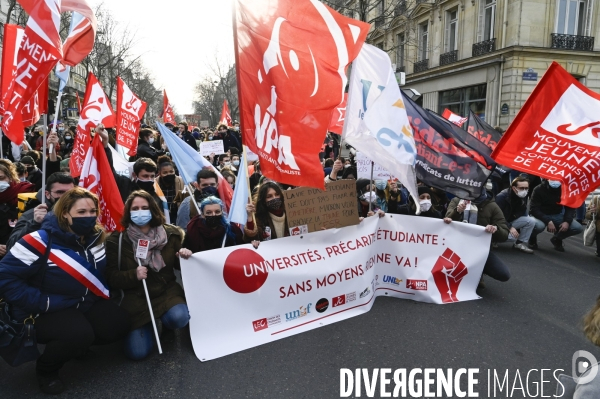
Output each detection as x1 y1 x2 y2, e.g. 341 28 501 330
220 100 232 126
59 3 97 66
79 135 124 232
70 73 116 177
163 90 175 124
492 61 600 208
116 77 147 156
442 108 468 127
76 91 82 112
327 93 347 135
234 0 369 189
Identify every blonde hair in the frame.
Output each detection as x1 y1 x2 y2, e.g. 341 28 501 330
53 187 106 243
0 159 18 183
583 295 600 346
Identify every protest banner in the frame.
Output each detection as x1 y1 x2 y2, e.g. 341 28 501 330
200 120 210 128
181 215 489 361
200 140 225 156
284 179 359 233
355 152 391 181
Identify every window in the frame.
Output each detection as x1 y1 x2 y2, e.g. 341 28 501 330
556 0 590 35
477 0 496 42
438 84 487 121
396 33 405 68
419 22 429 61
376 42 384 50
379 0 386 15
445 9 458 52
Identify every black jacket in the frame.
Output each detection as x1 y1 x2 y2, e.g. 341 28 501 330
182 132 198 151
530 181 575 225
135 141 164 162
495 188 528 225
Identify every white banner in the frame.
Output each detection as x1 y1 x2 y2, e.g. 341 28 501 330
200 140 225 156
181 215 490 361
355 152 391 181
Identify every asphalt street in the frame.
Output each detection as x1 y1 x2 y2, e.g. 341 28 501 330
1 231 599 399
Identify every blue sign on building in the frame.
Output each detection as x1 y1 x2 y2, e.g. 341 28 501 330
522 68 538 81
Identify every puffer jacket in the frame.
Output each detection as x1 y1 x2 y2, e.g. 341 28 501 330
530 181 576 224
0 214 108 321
446 194 509 243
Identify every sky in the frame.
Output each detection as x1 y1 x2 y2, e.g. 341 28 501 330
94 0 235 115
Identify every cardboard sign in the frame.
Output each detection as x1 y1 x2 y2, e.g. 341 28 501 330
136 239 150 259
200 140 225 156
355 152 391 181
200 120 210 128
283 179 359 232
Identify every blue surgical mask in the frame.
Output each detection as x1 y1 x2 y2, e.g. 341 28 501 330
131 210 152 226
0 181 10 192
548 180 561 188
375 180 387 191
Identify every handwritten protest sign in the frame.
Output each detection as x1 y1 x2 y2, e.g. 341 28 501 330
284 180 359 233
355 152 391 180
200 140 225 156
200 120 210 128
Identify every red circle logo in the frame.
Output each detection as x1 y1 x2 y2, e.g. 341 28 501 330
223 249 268 294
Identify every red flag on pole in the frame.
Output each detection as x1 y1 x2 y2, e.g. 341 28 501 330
79 135 124 232
70 73 116 177
162 90 175 124
492 61 600 208
327 93 347 135
442 108 468 127
234 0 370 189
116 77 147 156
220 100 232 126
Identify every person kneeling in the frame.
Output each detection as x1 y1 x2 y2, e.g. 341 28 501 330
106 190 192 361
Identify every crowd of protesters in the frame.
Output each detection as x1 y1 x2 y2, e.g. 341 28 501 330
0 120 594 394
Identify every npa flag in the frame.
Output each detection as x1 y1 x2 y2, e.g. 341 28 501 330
79 135 124 232
404 95 493 200
162 90 175 124
234 0 370 189
220 100 232 126
157 122 233 212
442 109 468 127
465 110 503 151
327 93 347 135
116 77 147 156
492 62 600 207
70 73 116 177
344 44 419 212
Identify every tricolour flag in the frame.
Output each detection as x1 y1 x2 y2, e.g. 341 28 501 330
234 0 370 189
163 90 175 124
343 44 420 211
79 135 124 232
220 100 232 126
442 109 468 127
116 77 147 156
492 61 600 208
157 122 233 212
70 72 115 177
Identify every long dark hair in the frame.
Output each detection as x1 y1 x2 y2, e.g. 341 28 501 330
255 181 285 226
121 190 165 228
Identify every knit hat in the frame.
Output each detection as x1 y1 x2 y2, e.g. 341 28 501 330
20 156 34 165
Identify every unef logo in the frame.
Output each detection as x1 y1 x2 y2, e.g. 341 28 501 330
285 303 312 321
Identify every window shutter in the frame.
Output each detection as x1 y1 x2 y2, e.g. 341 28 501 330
585 0 593 36
444 12 450 52
476 0 485 43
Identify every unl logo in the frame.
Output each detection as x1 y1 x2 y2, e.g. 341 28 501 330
431 248 468 303
540 84 600 147
252 318 268 332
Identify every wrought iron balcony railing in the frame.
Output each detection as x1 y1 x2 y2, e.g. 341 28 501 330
550 33 594 51
439 50 458 66
472 38 496 57
396 65 405 73
373 15 385 28
414 59 429 73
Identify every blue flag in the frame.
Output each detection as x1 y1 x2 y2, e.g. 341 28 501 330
227 153 249 226
157 122 207 186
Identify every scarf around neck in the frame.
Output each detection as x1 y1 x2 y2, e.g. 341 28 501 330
127 224 168 272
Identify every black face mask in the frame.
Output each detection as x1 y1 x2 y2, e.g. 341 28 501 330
162 174 176 186
69 216 97 236
137 179 155 193
204 215 222 228
26 166 35 173
266 197 283 211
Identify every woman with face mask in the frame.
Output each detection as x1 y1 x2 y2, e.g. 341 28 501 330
0 187 131 394
155 156 184 223
373 180 389 212
0 160 35 254
413 186 442 218
245 181 289 242
183 196 243 253
105 190 191 361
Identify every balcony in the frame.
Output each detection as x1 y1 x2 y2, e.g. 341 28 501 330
551 33 594 51
396 65 405 73
373 15 385 29
414 59 429 73
472 38 496 57
439 50 458 66
395 1 407 16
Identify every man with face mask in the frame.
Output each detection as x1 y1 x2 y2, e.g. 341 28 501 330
495 176 535 253
529 178 583 251
5 173 75 251
176 169 220 231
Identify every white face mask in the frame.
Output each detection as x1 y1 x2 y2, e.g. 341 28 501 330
148 137 155 144
361 191 377 203
419 199 432 212
0 181 10 192
515 189 528 198
548 180 561 188
485 181 493 191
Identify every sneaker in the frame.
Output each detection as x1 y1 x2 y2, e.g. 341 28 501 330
513 243 534 254
550 236 565 252
37 372 64 395
528 243 538 250
477 276 486 290
491 241 498 249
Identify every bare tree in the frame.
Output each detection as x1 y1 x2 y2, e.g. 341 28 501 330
119 60 162 122
193 55 238 128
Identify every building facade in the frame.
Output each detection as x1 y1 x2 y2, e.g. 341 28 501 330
348 0 600 129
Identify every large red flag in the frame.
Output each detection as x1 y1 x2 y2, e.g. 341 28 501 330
116 77 147 156
442 108 467 127
163 90 175 124
234 0 370 189
220 100 232 126
70 73 116 177
60 2 97 66
79 135 124 232
492 61 600 208
327 93 347 135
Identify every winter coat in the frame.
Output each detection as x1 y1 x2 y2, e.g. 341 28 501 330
135 141 163 162
105 224 186 330
495 188 529 226
184 216 244 252
585 195 600 233
222 132 241 153
244 212 289 242
0 214 108 321
446 195 509 243
182 132 198 151
530 181 576 225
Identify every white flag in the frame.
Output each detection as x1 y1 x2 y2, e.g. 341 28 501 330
343 44 420 213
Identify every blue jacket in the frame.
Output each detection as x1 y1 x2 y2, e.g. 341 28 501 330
0 214 108 321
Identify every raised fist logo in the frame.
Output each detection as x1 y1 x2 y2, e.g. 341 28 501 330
431 248 469 303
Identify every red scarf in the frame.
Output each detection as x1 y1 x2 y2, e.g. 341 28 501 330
0 181 35 206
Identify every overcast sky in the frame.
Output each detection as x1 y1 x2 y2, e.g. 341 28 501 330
95 0 235 115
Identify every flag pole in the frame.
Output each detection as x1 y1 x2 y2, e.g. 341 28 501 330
188 183 202 216
243 146 256 226
0 129 4 159
41 114 48 205
136 257 163 355
368 161 374 213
